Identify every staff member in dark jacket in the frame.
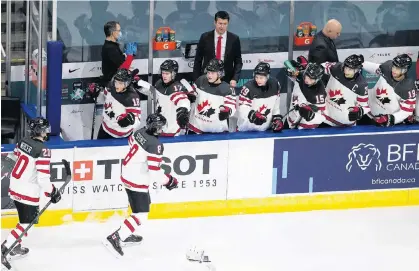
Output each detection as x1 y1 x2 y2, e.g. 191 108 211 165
101 21 137 85
308 19 342 64
193 11 243 88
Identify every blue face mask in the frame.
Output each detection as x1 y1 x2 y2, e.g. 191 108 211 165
116 31 126 42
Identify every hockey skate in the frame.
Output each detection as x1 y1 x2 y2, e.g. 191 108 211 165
4 244 29 262
121 234 143 247
102 231 124 258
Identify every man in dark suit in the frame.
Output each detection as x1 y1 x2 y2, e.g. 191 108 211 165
308 19 342 64
193 11 243 88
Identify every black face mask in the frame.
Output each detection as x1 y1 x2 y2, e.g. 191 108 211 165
43 133 50 141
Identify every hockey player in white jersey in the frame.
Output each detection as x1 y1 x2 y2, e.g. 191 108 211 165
287 62 327 129
97 68 142 139
187 59 237 134
362 54 418 126
153 60 191 136
1 118 66 269
237 62 283 132
322 54 370 126
102 113 179 258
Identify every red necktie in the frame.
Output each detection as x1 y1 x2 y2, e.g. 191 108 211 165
216 36 222 60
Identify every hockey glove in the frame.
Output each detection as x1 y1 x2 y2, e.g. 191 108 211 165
187 92 197 103
218 106 231 121
248 110 267 125
176 107 189 129
297 104 316 121
117 112 136 128
271 115 284 132
88 83 102 99
374 114 395 127
164 175 178 190
348 106 364 121
405 114 418 125
46 185 61 204
124 42 138 56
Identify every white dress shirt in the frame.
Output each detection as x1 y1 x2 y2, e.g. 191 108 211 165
214 30 227 61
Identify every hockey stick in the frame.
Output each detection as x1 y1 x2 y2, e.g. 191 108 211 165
1 160 72 269
90 82 103 140
180 79 195 134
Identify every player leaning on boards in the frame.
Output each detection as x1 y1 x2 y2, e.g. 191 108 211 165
96 68 142 139
286 61 327 129
1 118 64 268
186 59 236 134
236 62 283 132
102 113 179 258
133 60 191 136
362 54 418 126
321 54 370 127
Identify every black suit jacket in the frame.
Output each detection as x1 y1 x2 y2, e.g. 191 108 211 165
193 30 243 83
308 31 339 64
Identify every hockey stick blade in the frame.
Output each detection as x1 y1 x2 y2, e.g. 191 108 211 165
2 160 72 261
180 79 194 93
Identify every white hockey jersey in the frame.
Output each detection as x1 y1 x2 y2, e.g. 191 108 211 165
101 84 141 138
237 78 281 132
188 75 237 134
287 74 327 129
322 62 370 126
8 137 54 206
363 60 417 124
121 128 170 192
154 79 191 136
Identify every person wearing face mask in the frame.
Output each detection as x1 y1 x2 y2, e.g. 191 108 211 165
187 59 237 134
321 54 370 127
287 62 327 129
101 21 137 86
236 62 283 132
362 54 418 127
97 68 141 139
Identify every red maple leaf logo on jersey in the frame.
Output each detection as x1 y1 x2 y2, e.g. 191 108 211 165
258 104 271 117
104 102 112 110
328 89 346 105
376 88 391 104
197 100 215 117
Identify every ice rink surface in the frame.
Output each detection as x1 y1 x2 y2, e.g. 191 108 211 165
2 206 419 271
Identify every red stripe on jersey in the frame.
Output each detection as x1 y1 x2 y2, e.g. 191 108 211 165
188 123 203 134
224 101 236 107
37 169 50 174
121 176 149 189
239 96 252 104
148 165 160 171
124 219 135 233
11 230 22 242
173 96 188 106
8 189 40 203
404 99 416 105
170 92 186 101
225 96 235 102
400 105 414 112
357 96 368 102
103 122 133 137
35 160 50 165
126 108 141 115
147 156 162 162
131 215 141 226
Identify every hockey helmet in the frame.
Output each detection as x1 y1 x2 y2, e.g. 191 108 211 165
392 54 412 72
160 59 179 82
303 63 324 83
254 62 271 77
113 68 131 92
29 117 51 141
344 54 364 70
145 113 167 135
205 58 225 78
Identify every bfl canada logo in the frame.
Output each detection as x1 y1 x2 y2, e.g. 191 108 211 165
345 143 382 172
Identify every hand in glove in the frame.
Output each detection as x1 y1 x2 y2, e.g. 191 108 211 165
124 42 138 56
176 107 189 129
88 83 102 99
117 112 136 128
348 106 364 121
248 110 267 125
45 185 61 204
218 106 231 121
164 175 178 190
187 92 197 103
271 115 284 132
374 114 395 127
297 104 316 121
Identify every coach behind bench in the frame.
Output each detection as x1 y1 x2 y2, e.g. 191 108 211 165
101 21 137 85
